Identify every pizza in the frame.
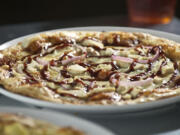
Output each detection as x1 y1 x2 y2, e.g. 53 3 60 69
0 113 85 135
0 31 180 105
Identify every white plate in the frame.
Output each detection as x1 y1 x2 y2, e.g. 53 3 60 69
0 26 180 114
0 106 114 135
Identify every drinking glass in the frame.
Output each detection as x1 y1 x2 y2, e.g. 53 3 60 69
127 0 176 24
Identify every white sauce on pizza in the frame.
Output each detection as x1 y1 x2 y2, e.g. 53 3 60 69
0 31 179 105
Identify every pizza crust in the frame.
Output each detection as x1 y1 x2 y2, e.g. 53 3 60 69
19 31 180 60
0 31 180 105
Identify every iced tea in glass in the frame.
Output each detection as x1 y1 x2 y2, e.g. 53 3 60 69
127 0 176 24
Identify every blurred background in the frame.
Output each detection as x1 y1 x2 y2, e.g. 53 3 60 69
1 0 180 25
0 0 179 44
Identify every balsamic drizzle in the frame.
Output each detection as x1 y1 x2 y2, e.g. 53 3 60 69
103 34 140 47
5 36 179 100
23 57 38 84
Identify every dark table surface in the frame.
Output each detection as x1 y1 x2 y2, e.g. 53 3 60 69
0 15 180 44
1 15 180 135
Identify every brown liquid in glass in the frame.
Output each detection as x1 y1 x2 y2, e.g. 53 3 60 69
127 0 176 24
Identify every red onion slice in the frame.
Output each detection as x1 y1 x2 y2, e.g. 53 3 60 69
111 78 118 85
111 55 133 63
36 58 49 66
109 72 124 85
136 59 149 64
112 47 160 64
137 47 160 64
89 81 96 89
61 84 71 90
110 72 153 87
118 78 153 87
62 54 86 65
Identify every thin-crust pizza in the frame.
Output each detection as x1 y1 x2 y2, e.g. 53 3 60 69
0 31 180 105
0 113 85 135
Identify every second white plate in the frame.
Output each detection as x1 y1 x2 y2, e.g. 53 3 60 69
0 106 114 135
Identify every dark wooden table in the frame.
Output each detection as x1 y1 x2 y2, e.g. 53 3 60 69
0 15 180 135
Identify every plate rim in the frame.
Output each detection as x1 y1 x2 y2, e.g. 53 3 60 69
0 26 180 114
0 106 114 135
